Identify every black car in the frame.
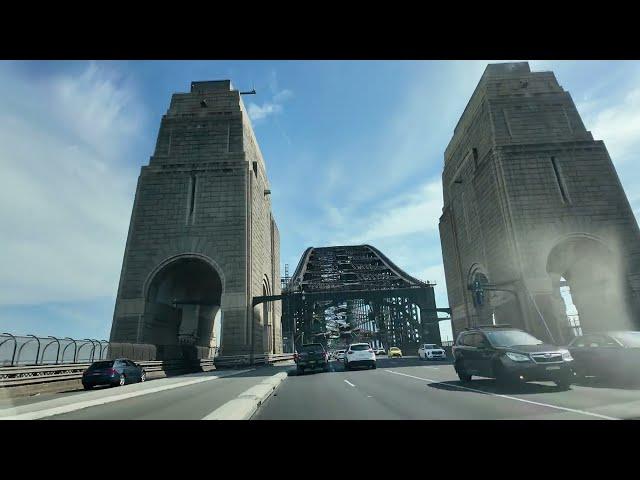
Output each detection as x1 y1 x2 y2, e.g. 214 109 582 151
452 326 574 388
567 331 640 383
294 343 329 375
82 358 146 390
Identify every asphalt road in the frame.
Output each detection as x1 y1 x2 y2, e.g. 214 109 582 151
0 365 291 420
253 356 640 420
4 356 640 420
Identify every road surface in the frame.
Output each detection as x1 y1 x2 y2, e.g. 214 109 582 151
254 356 640 420
3 357 640 419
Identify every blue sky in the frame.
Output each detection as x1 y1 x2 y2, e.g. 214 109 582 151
1 60 640 343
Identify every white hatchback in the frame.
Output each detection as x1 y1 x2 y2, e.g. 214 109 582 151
344 343 376 370
418 343 447 360
335 350 346 361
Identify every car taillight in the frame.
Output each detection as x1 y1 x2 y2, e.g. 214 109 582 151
348 351 353 355
108 368 118 376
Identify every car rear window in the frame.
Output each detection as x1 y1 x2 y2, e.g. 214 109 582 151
425 344 437 349
89 361 113 370
299 344 325 352
350 344 370 351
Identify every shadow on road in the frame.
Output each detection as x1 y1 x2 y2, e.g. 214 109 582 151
427 378 571 395
571 375 640 390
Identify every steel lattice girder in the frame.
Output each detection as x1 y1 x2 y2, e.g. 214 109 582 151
281 245 443 350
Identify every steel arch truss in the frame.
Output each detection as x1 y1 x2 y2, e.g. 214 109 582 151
281 245 448 352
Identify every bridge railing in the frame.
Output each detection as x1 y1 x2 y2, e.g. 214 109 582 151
0 333 110 367
0 334 222 367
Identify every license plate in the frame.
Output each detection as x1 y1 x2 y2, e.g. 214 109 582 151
546 366 561 370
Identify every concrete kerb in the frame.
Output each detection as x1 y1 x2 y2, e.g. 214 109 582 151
203 371 287 420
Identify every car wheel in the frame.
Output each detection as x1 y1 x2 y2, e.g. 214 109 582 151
297 367 304 375
323 364 329 372
455 360 472 383
372 362 377 370
83 384 92 391
345 363 350 371
554 376 571 390
140 372 146 383
119 374 126 386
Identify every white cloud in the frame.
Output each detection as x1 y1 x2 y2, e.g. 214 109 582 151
248 102 283 120
580 87 640 164
0 62 144 305
247 73 293 122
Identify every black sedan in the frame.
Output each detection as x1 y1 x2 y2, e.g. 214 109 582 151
567 331 640 384
82 358 146 390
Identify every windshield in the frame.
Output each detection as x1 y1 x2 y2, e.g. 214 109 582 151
484 330 543 347
425 344 437 349
611 331 640 348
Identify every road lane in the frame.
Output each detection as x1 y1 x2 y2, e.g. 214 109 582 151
254 357 640 420
47 366 290 420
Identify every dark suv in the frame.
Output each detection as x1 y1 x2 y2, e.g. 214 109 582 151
294 343 329 375
452 326 574 388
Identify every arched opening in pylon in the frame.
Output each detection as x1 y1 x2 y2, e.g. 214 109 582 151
145 257 222 349
547 235 630 340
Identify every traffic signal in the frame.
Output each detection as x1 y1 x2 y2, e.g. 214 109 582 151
472 280 484 306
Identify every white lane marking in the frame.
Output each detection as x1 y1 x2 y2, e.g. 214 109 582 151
203 371 288 420
0 369 254 420
385 370 619 420
344 380 356 388
423 366 440 370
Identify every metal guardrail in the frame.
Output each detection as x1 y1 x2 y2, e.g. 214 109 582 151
214 353 294 367
0 359 216 388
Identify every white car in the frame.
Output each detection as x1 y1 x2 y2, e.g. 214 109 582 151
335 350 346 361
418 343 446 360
344 343 376 370
375 348 386 355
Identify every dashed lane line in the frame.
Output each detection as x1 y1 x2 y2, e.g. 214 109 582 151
344 380 356 388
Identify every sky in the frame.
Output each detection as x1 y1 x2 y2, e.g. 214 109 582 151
1 60 640 344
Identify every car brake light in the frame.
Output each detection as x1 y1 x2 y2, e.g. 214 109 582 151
348 351 353 355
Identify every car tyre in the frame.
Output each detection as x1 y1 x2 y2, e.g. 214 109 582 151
345 362 350 371
297 367 304 376
554 376 572 390
119 374 126 386
323 364 330 372
455 360 472 383
83 384 92 391
140 372 146 383
372 362 377 370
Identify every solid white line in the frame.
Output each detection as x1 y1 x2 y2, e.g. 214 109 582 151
344 380 356 388
0 369 254 420
385 369 619 420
